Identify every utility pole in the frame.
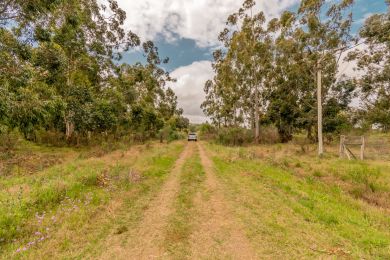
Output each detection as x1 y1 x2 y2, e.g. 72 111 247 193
255 84 260 144
317 61 324 156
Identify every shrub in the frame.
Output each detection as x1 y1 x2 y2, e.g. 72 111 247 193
159 125 184 143
258 126 280 144
0 129 20 152
216 127 253 146
198 123 217 140
168 131 185 142
34 129 66 146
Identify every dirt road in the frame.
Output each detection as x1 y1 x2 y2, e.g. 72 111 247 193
189 143 256 259
98 142 255 259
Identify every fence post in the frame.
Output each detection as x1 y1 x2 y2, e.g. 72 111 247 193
339 135 345 158
360 136 365 160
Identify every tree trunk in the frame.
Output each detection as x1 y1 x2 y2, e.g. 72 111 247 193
65 113 74 141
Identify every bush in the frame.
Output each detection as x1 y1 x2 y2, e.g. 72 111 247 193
167 130 181 142
0 129 20 152
216 128 253 146
198 123 217 140
258 126 280 144
159 125 184 143
34 129 67 146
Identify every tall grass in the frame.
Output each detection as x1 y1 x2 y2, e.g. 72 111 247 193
0 142 185 258
207 143 390 258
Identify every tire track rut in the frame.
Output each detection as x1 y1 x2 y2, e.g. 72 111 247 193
99 143 194 260
189 142 257 259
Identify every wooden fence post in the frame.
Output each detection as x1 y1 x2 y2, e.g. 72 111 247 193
340 135 365 161
339 135 345 158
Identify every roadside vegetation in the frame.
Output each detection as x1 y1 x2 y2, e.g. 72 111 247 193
1 0 389 259
0 141 185 259
202 0 390 143
206 142 390 258
0 0 189 147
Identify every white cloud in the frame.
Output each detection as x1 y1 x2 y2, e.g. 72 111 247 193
168 46 369 124
118 0 299 47
337 43 367 79
335 43 370 108
168 60 214 123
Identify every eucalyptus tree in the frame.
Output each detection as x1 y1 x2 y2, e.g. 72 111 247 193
158 87 183 121
203 0 357 145
202 79 225 127
35 0 140 140
202 51 241 127
264 0 355 144
296 0 355 153
0 0 186 144
0 0 59 24
202 0 273 142
261 14 308 142
348 1 390 131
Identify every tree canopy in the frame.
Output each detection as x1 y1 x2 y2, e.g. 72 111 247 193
0 0 187 144
202 0 388 143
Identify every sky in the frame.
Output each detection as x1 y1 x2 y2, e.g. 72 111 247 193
117 0 388 123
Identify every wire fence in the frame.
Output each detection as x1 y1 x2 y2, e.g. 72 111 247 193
363 135 390 161
292 133 390 161
339 135 390 161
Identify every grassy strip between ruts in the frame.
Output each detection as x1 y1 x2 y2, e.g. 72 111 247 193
206 143 390 259
164 145 205 259
0 141 185 259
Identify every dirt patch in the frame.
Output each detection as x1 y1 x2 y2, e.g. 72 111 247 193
98 143 194 260
0 153 65 176
189 143 257 259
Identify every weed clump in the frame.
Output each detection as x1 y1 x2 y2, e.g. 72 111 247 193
115 225 128 235
313 170 323 177
348 165 381 192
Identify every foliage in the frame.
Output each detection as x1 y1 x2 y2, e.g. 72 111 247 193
0 141 185 257
208 142 390 258
202 0 358 143
216 127 254 146
198 123 217 140
0 0 187 146
348 2 390 131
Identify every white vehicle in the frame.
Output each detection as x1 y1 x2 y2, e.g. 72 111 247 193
188 133 197 142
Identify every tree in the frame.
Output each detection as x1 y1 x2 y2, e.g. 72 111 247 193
265 0 355 143
348 1 390 131
203 0 356 145
34 0 140 140
202 0 273 142
0 0 184 145
0 0 59 24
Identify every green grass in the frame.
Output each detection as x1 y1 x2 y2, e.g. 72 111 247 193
2 139 389 258
164 147 205 259
206 143 390 259
0 142 185 259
